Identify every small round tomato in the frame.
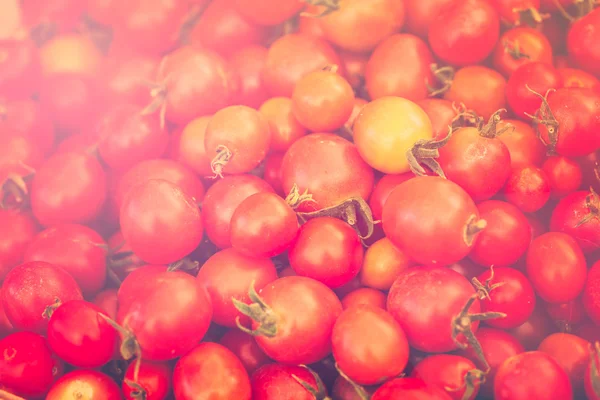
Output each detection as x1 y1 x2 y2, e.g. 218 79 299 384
174 343 251 400
508 304 557 350
360 237 412 291
497 120 546 168
230 192 298 258
504 165 551 213
469 201 531 267
238 276 342 365
31 152 107 227
383 176 484 266
429 0 500 66
262 34 342 97
176 116 213 177
229 45 270 109
281 133 374 212
411 354 479 400
403 0 456 37
365 34 434 101
526 232 587 304
123 360 171 400
46 370 121 400
2 261 82 333
202 174 274 249
117 266 213 361
251 364 329 400
205 105 271 176
492 27 553 77
542 156 582 198
368 173 413 221
220 329 271 374
120 179 203 265
259 97 307 152
341 288 387 310
506 62 563 120
333 305 409 385
103 53 159 106
196 248 277 327
583 260 600 325
550 190 600 253
443 66 507 120
291 69 354 132
387 267 480 352
538 333 590 390
417 98 457 140
494 351 573 400
353 96 433 174
0 331 62 398
476 268 536 329
47 300 117 368
0 210 38 281
567 8 600 77
233 0 304 26
372 377 453 400
289 217 363 288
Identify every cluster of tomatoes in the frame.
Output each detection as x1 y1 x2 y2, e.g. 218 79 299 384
1 0 600 399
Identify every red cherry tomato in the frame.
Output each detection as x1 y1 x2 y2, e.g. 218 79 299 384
229 45 270 109
403 0 456 37
117 265 213 360
544 295 587 328
417 98 457 140
120 179 203 265
542 156 583 198
251 364 329 400
1 261 82 333
233 0 304 26
550 190 600 253
333 305 409 385
173 343 251 400
197 248 277 327
263 153 285 195
341 287 387 310
0 210 38 281
289 217 363 288
567 8 600 77
583 260 600 325
46 370 121 400
0 331 62 398
492 27 553 77
259 97 307 152
429 0 500 67
387 267 480 352
123 360 172 400
47 300 117 368
494 351 573 400
509 304 557 350
220 329 271 374
504 165 551 213
368 173 413 221
383 176 484 266
526 232 587 304
538 332 590 390
372 377 453 400
411 354 479 400
176 116 213 177
497 120 546 168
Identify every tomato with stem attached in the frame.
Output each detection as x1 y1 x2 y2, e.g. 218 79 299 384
411 354 480 400
492 27 553 77
251 364 330 400
550 190 600 253
123 360 171 400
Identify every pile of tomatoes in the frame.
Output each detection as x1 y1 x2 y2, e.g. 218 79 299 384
1 0 600 399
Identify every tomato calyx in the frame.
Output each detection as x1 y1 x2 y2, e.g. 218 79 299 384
292 365 332 400
124 379 148 400
463 214 487 247
209 145 233 179
98 314 143 378
296 197 375 240
286 184 317 210
524 85 559 155
0 174 29 210
167 258 200 273
428 64 455 97
233 282 278 338
575 188 600 227
141 83 168 130
478 109 514 139
590 341 600 397
445 368 487 400
42 297 63 319
451 103 481 130
509 7 546 28
301 0 341 18
406 127 452 178
335 362 371 400
553 0 597 22
471 266 505 300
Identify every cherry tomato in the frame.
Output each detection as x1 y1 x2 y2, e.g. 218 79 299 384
494 351 573 400
202 174 274 249
281 133 374 212
176 116 213 176
291 69 354 132
205 105 271 176
120 179 203 265
567 8 600 77
0 210 38 282
368 173 413 221
233 0 304 26
229 45 270 109
383 176 484 266
583 260 600 325
1 261 82 333
469 201 531 267
360 237 412 291
492 27 553 77
417 98 457 140
403 0 456 37
259 97 307 152
411 354 479 400
251 364 329 400
353 96 433 174
123 360 171 400
117 265 213 360
262 34 342 97
387 267 480 352
220 329 271 374
0 331 62 398
103 53 159 107
47 300 116 368
366 34 434 101
341 288 387 310
538 332 590 390
289 217 363 288
526 232 587 303
506 62 562 120
429 0 500 67
443 66 507 120
504 165 551 213
46 370 122 400
542 156 582 198
497 120 546 168
30 152 107 227
550 190 600 253
372 377 453 400
197 248 277 327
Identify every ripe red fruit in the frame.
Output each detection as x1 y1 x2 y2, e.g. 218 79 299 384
583 260 600 325
506 62 562 120
538 333 590 390
120 179 203 265
542 156 583 198
372 377 453 400
504 165 551 213
567 8 600 77
492 27 553 78
46 370 122 400
220 329 271 374
123 360 172 400
550 190 600 254
251 364 330 400
411 354 479 400
1 261 82 333
0 210 38 281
